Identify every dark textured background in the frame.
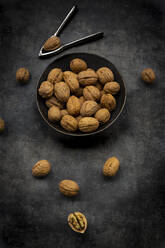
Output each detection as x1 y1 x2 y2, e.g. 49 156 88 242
0 0 165 247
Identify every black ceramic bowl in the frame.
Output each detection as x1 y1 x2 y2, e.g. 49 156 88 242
36 53 126 136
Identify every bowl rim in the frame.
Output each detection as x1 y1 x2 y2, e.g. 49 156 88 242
36 52 127 137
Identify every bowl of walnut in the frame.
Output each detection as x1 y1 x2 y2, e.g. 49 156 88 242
37 53 126 136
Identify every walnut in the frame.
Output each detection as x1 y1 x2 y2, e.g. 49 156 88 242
141 68 156 83
61 109 69 117
47 68 63 84
79 96 85 107
95 108 110 124
45 96 64 109
32 160 51 177
38 81 53 98
43 36 61 51
97 67 114 84
59 180 79 196
104 82 120 95
60 115 78 132
16 67 30 83
48 106 61 122
74 87 83 97
83 86 100 101
103 157 120 177
68 212 87 234
0 118 5 133
63 71 79 92
54 81 70 102
80 100 99 117
101 94 116 111
67 96 80 116
79 117 99 133
78 70 98 86
70 58 87 73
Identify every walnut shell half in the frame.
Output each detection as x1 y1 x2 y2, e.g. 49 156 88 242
68 212 87 234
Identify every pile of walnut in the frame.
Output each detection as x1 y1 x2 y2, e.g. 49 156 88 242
38 58 120 133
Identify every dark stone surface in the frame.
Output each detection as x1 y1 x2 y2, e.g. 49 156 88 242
0 0 165 247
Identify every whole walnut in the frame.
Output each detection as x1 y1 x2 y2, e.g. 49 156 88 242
101 94 116 111
70 58 87 73
68 212 87 234
61 115 78 132
43 36 61 51
141 68 156 83
54 81 70 102
48 106 61 122
80 100 99 117
78 70 98 86
32 160 51 177
45 96 64 109
97 67 114 84
47 68 63 84
103 157 120 177
59 179 79 196
67 96 80 116
104 82 120 95
0 118 5 133
95 108 110 124
83 86 100 101
79 117 99 133
79 96 85 107
63 71 79 92
38 81 53 98
74 87 83 97
16 67 30 83
61 109 69 117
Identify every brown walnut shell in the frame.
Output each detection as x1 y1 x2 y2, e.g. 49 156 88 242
47 68 63 84
67 96 80 116
79 117 99 133
59 180 79 196
141 68 156 83
103 82 120 95
45 96 64 109
48 106 61 122
38 81 54 99
16 67 30 83
83 85 100 101
60 115 78 132
97 67 114 84
103 156 120 177
32 160 51 177
61 109 69 117
70 58 87 73
68 212 87 234
43 36 61 51
95 108 110 124
63 71 79 93
80 100 99 117
54 81 70 102
101 94 116 111
78 70 98 86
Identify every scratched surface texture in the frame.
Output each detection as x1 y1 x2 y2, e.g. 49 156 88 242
0 0 165 247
